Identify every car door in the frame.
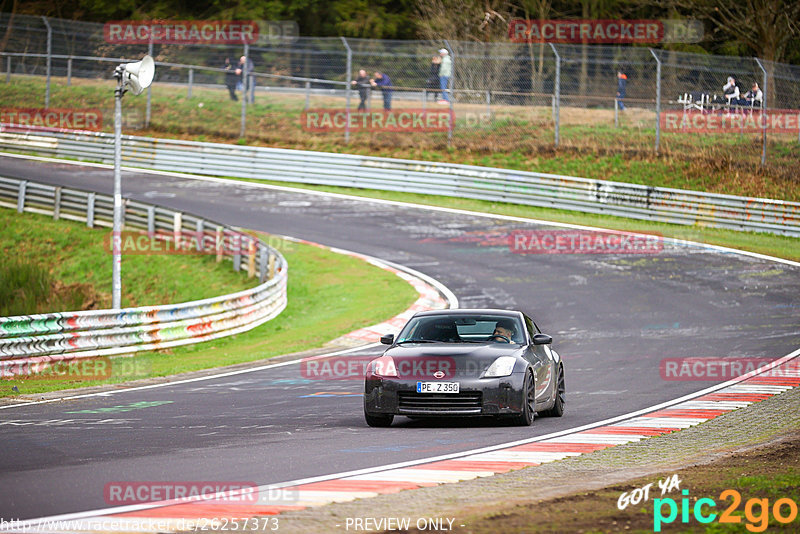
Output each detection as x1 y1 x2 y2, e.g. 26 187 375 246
524 315 552 402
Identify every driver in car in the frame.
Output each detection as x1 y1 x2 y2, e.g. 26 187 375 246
490 319 516 343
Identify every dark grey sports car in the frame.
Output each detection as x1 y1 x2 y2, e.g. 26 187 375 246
364 309 565 427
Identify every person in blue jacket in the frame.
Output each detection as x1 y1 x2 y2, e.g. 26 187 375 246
370 72 392 110
616 71 627 110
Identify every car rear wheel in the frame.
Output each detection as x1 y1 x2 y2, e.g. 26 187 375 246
542 365 565 417
511 370 535 426
365 412 394 427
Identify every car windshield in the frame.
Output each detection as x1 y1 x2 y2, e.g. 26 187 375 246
396 314 524 344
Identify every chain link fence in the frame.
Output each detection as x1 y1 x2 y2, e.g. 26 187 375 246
1 13 799 164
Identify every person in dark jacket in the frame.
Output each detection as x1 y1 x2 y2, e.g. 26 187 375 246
370 72 392 110
224 57 238 101
427 55 441 100
351 69 371 111
616 71 627 110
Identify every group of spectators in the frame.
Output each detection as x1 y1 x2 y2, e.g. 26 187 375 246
351 48 453 111
722 76 763 108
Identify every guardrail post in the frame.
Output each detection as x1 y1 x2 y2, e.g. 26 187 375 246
187 68 193 98
17 181 27 213
755 57 768 165
259 247 268 281
247 238 256 278
549 43 560 148
147 206 155 233
42 17 52 108
146 40 153 128
233 234 242 271
341 37 352 144
67 57 72 86
650 48 661 153
87 192 96 228
53 187 61 220
173 212 182 250
305 81 310 110
268 252 276 280
196 219 204 251
216 226 224 262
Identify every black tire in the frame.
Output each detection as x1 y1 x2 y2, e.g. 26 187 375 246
365 412 394 427
542 365 565 417
511 370 535 426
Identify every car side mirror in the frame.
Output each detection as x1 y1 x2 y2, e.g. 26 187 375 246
380 334 395 345
532 333 552 345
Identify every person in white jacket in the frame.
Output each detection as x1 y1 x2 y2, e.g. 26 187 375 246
438 48 452 104
722 76 740 105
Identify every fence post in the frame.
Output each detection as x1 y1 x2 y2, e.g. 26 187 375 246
240 42 249 138
42 17 52 108
305 80 310 110
173 212 182 250
187 68 193 98
17 181 27 213
216 226 224 263
650 48 661 153
67 57 72 86
146 41 153 128
422 88 426 111
147 206 155 233
233 234 242 271
614 98 619 128
6 56 10 83
196 219 204 252
53 187 61 220
247 238 256 278
341 37 352 144
755 57 768 165
259 247 268 282
486 90 491 117
549 43 560 148
87 192 95 228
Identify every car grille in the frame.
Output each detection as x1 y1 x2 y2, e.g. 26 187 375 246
398 392 483 414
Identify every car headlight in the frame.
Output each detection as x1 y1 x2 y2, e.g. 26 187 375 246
371 356 398 377
484 356 516 377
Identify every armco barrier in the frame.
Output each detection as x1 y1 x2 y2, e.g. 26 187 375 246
0 176 287 368
0 127 797 236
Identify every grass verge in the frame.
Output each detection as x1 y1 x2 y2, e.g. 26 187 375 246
1 217 419 398
1 76 798 201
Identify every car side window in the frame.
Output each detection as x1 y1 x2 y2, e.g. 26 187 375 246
524 315 537 341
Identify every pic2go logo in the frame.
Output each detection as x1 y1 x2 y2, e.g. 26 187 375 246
653 489 798 532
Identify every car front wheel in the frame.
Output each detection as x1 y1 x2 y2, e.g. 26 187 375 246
365 412 394 427
511 370 535 426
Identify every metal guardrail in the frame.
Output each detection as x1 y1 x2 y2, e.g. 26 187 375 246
0 127 798 237
0 175 288 367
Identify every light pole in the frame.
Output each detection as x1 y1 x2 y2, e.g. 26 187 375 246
112 55 155 309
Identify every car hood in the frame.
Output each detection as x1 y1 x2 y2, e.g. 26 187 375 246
381 343 526 379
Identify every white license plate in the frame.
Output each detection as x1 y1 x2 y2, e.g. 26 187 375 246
416 382 460 393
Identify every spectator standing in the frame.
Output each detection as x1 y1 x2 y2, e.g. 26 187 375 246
236 55 253 93
438 48 452 104
351 69 371 111
370 72 392 110
224 57 238 101
427 55 441 100
616 71 627 110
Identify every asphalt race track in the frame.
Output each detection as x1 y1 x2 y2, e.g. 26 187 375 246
0 154 798 520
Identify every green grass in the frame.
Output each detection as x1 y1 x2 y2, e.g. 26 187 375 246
1 214 419 398
0 208 256 310
2 76 798 201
